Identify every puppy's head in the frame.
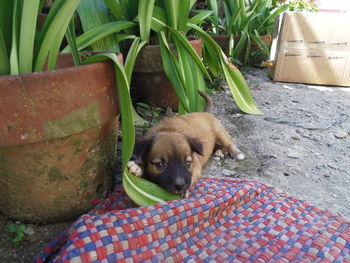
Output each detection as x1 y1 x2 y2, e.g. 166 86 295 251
135 131 203 197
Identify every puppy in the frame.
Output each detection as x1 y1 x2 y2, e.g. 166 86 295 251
128 91 245 197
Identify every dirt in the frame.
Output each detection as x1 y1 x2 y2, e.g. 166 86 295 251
1 68 349 262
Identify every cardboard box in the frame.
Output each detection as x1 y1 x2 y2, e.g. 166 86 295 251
269 12 350 86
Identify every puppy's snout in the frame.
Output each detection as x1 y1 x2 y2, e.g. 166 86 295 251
174 177 186 191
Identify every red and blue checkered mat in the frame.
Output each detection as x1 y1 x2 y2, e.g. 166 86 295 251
37 177 350 262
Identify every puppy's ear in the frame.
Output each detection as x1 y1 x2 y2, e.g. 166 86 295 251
134 136 154 158
187 137 204 156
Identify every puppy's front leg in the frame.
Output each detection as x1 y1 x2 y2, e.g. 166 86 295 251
214 121 245 160
127 161 144 177
191 154 203 185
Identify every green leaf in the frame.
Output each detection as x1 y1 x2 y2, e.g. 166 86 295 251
104 0 125 21
163 0 179 29
123 37 148 127
62 21 136 53
188 10 213 25
256 4 289 34
158 31 190 112
84 53 134 169
173 36 196 111
123 170 181 207
0 29 10 75
188 23 262 115
243 33 251 66
35 0 65 56
178 0 190 32
168 28 211 81
221 57 262 115
138 0 155 42
251 30 269 55
208 0 218 17
9 0 21 75
150 6 167 32
65 17 82 67
78 0 121 52
231 30 247 60
0 0 13 53
46 32 63 71
34 0 81 72
18 0 40 74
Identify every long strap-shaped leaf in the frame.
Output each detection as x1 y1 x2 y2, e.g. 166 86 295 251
0 25 9 75
163 0 179 30
158 31 190 112
178 0 190 32
65 18 82 66
34 0 80 72
83 53 134 169
78 0 121 52
124 37 149 127
9 0 20 75
150 6 167 32
188 10 213 25
173 35 205 112
168 28 211 82
18 0 40 74
62 21 136 53
256 4 289 34
104 0 125 21
138 0 155 42
188 23 262 115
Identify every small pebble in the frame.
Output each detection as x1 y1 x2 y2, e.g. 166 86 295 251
214 150 225 159
302 132 312 139
323 174 331 178
291 134 301 140
312 135 321 141
283 172 290 176
24 226 35 236
287 150 303 159
334 130 348 139
222 169 235 176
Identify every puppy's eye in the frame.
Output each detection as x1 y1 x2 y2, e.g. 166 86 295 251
153 161 165 170
184 160 192 168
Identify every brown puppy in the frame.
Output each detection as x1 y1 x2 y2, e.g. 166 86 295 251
127 92 245 197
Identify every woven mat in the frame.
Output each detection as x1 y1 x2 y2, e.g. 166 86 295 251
37 177 350 262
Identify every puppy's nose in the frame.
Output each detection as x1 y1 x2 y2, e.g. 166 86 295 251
174 178 185 191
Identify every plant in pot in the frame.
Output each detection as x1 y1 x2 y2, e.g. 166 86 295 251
207 0 289 66
0 0 131 223
73 0 262 115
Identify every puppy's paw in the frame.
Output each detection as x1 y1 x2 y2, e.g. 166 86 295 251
183 190 190 199
229 150 245 161
127 161 143 177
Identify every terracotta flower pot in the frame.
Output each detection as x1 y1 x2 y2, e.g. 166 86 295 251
0 53 122 223
212 34 272 56
132 39 203 110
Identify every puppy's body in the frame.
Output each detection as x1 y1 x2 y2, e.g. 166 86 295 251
128 93 244 197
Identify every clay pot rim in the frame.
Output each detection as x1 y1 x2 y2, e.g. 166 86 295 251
0 52 123 79
137 37 202 52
